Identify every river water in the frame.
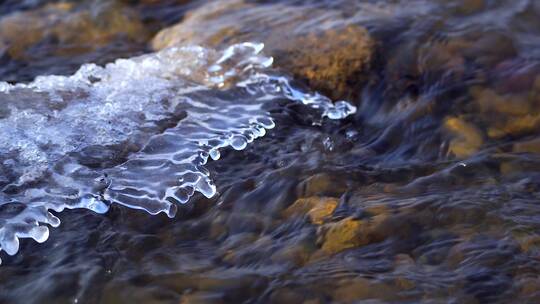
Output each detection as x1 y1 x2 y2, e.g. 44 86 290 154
1 0 540 303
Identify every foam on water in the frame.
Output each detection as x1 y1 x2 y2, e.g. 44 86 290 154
0 42 355 263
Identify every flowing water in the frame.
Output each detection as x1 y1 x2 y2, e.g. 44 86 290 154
1 0 540 303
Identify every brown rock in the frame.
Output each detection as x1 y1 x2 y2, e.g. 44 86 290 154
487 114 540 139
283 197 339 224
520 278 540 298
395 277 416 291
321 215 388 254
513 138 540 154
415 30 515 84
276 25 373 100
444 116 484 158
446 241 468 267
467 85 540 139
300 173 348 197
365 204 391 217
271 240 317 267
321 217 364 254
472 88 532 116
151 0 374 100
455 0 485 15
333 278 397 302
417 37 468 78
394 253 415 268
180 292 225 304
517 235 540 253
0 2 148 60
333 278 373 302
269 288 305 304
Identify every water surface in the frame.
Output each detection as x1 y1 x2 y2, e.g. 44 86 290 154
1 0 540 303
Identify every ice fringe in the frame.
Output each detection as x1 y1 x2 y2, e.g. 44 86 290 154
0 42 355 263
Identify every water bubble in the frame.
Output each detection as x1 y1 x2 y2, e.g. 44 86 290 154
209 149 221 160
231 136 248 150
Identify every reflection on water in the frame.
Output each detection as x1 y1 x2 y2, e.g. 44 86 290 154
1 0 540 303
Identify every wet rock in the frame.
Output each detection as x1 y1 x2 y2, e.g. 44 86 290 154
395 277 416 291
299 173 348 197
417 36 468 79
0 2 149 60
226 212 267 235
320 215 388 254
394 253 415 268
209 212 229 240
364 204 391 217
180 292 225 304
320 217 363 254
413 30 517 90
283 197 339 225
513 138 540 154
493 60 540 94
471 87 540 139
333 278 372 302
196 274 267 302
222 232 259 251
487 114 540 139
464 31 517 67
271 238 317 267
472 88 532 116
269 288 306 304
519 278 540 300
151 0 374 100
332 278 398 302
444 116 484 158
455 0 485 15
517 235 540 254
276 25 373 101
101 282 180 304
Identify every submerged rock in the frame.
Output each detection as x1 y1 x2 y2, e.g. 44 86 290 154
299 173 348 197
283 197 338 225
319 214 388 254
444 116 484 158
151 0 374 100
470 86 540 139
0 2 148 60
332 278 398 303
513 138 540 154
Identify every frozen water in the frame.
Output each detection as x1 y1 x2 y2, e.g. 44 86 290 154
0 42 355 263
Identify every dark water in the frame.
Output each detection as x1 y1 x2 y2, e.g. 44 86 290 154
1 0 540 303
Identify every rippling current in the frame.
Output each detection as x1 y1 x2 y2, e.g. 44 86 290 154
2 0 540 303
0 43 354 263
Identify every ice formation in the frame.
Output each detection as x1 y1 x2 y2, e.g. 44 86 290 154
0 42 355 263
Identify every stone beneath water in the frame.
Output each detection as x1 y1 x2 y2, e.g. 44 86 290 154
470 86 540 139
0 2 148 61
319 214 388 255
299 173 348 197
513 138 540 154
444 116 484 159
283 197 338 225
151 0 374 100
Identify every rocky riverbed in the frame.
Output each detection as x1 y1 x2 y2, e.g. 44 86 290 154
1 0 540 303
